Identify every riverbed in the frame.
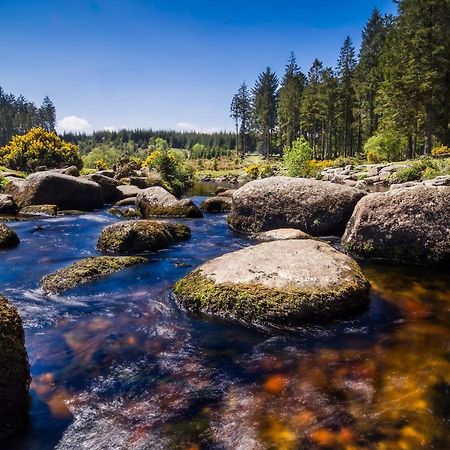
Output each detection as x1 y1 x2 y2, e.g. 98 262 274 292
1 186 449 449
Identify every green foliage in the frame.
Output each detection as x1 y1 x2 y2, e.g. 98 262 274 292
394 158 437 183
333 156 360 167
432 145 449 156
83 144 121 169
364 131 407 162
143 139 193 196
283 137 313 177
0 127 82 171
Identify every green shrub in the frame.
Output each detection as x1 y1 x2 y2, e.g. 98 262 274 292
0 127 82 171
83 145 121 169
283 137 313 177
333 156 360 167
364 131 407 163
395 158 437 183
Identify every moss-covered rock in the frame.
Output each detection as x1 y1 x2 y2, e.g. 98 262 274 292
342 184 450 265
200 196 232 212
0 295 30 441
227 176 365 235
0 194 18 214
174 240 370 327
41 256 147 294
107 206 142 219
137 186 203 218
0 224 20 249
97 220 191 254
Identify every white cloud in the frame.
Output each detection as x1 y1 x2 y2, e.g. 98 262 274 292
57 116 92 133
103 126 117 132
175 122 219 133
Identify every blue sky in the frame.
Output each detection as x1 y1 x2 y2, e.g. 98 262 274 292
0 0 396 133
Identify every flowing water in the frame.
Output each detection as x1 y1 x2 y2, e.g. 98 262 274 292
1 184 449 450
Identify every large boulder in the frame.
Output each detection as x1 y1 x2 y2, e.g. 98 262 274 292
0 295 30 441
50 166 80 177
256 228 314 242
97 220 191 253
227 177 365 235
14 172 104 211
342 185 450 265
0 194 18 214
137 186 203 218
41 256 147 294
0 224 20 249
200 196 232 212
117 185 142 199
85 173 123 204
174 240 370 327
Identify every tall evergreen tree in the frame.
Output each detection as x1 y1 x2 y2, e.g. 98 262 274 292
230 83 252 154
39 96 56 132
252 67 279 155
336 36 357 156
354 8 390 148
278 52 306 149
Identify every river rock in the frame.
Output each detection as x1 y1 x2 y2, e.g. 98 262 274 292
107 206 142 219
114 197 137 207
174 240 370 326
0 224 20 249
200 196 232 212
97 220 191 254
256 228 314 242
228 177 365 235
41 256 147 294
0 194 18 214
14 172 104 211
20 204 58 216
85 173 123 204
117 185 142 199
137 186 203 218
50 166 80 177
342 184 450 265
217 189 236 197
0 295 30 441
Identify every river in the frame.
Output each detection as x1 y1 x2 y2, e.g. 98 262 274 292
1 184 449 449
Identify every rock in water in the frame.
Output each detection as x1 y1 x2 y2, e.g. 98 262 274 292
342 185 450 265
41 256 147 294
85 173 123 204
15 172 104 211
200 196 232 212
0 224 20 249
174 240 370 326
0 194 18 214
256 228 314 242
0 295 30 441
227 176 365 235
137 186 203 218
97 220 191 253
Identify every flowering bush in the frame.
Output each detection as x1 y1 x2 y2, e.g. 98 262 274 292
0 127 82 171
431 145 449 156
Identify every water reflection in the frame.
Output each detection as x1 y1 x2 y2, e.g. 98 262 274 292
0 192 449 449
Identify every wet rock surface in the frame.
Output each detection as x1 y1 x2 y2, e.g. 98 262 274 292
0 295 30 442
41 256 147 294
0 223 20 248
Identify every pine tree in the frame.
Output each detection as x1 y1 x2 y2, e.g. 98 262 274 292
354 8 391 148
278 52 306 149
336 36 357 156
39 96 56 132
252 67 279 155
230 83 252 154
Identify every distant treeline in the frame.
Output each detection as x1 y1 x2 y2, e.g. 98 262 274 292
231 0 450 159
0 87 56 146
63 129 237 157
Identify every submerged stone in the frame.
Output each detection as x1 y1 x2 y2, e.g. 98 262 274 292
0 223 20 249
40 256 147 294
174 240 370 327
0 295 30 441
97 220 190 254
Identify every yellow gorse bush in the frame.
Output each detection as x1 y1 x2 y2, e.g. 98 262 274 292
431 145 449 156
0 127 82 172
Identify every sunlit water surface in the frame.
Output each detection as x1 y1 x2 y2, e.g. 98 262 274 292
1 185 449 450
